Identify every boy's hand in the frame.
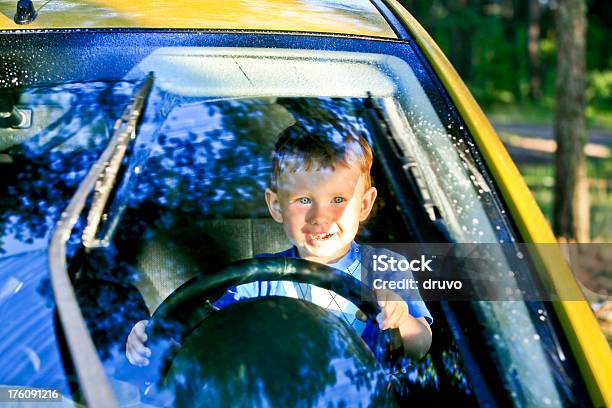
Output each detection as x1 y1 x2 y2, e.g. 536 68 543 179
353 291 413 329
375 290 432 359
375 290 409 330
126 320 151 366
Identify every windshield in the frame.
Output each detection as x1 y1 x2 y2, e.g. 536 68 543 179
0 39 589 407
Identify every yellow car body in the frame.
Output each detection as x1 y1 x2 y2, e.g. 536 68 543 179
0 0 609 406
0 0 396 37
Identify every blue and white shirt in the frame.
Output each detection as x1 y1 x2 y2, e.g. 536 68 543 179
215 241 432 336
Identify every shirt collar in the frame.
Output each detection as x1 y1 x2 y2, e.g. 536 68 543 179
328 241 360 272
287 241 360 271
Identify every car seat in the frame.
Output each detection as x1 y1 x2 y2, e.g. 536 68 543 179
132 217 289 313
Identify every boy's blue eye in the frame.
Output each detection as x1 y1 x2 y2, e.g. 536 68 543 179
332 196 345 204
298 197 311 204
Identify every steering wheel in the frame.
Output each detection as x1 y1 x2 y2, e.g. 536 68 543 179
136 257 403 399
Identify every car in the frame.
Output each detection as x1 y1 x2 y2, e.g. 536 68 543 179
0 0 610 407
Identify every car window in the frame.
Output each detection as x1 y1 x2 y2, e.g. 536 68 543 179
0 40 589 407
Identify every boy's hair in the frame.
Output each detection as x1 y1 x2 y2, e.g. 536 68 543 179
270 121 373 191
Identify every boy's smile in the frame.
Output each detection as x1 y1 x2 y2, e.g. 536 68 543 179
265 158 377 264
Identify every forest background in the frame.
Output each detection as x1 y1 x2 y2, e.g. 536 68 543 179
405 0 610 238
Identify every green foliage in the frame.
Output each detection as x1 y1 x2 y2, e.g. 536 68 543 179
587 70 612 109
403 0 611 123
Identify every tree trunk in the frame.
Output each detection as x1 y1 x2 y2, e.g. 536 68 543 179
527 0 542 100
501 0 523 102
553 0 589 242
448 0 473 81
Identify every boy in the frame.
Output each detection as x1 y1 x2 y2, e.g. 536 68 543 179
126 122 432 366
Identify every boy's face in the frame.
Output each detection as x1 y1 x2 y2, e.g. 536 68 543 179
265 158 377 264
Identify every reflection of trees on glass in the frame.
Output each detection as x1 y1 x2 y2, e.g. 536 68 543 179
109 97 369 248
163 297 391 407
76 97 387 397
130 101 271 216
0 81 135 254
68 96 475 404
1 86 476 403
124 97 366 217
78 97 368 359
441 350 471 393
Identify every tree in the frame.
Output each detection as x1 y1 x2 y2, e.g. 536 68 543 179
553 0 589 242
500 0 523 102
527 0 543 100
447 0 473 82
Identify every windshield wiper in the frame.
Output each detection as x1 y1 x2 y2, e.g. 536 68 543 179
362 95 452 243
81 73 154 248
